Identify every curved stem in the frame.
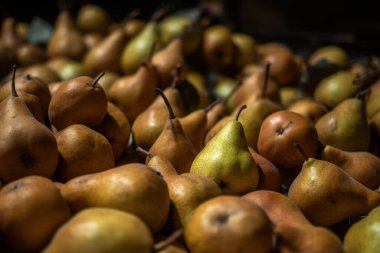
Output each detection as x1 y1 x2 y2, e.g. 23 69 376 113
91 72 105 87
262 63 271 98
235 105 247 121
136 147 154 159
205 99 222 114
11 65 18 97
153 229 183 252
155 88 176 120
293 143 308 162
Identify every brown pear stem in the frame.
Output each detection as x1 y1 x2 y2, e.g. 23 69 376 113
170 64 183 88
293 143 308 162
91 72 105 87
235 105 247 121
355 87 372 100
262 63 271 98
136 147 154 159
205 99 223 114
153 229 183 252
155 88 176 120
11 65 18 97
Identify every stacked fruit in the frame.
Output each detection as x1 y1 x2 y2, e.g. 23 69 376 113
0 4 380 253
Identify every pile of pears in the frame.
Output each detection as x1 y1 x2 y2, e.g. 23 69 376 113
1 3 380 253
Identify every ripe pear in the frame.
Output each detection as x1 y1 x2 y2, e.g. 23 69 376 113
186 71 209 109
96 71 119 93
0 67 58 183
279 86 308 108
315 98 371 151
83 33 103 49
48 72 108 130
321 145 380 189
191 105 259 195
0 176 71 252
132 84 186 150
288 157 380 226
178 109 208 152
124 19 145 39
214 75 237 99
95 102 131 161
108 62 158 122
365 78 380 117
16 43 46 67
53 124 114 182
57 61 90 81
159 16 191 46
23 64 61 84
309 45 348 66
61 163 170 233
149 89 197 174
76 4 110 34
152 38 187 88
205 99 226 130
204 115 233 144
185 196 273 253
314 70 361 108
343 206 380 253
0 18 24 54
83 27 127 74
288 98 328 123
232 33 256 71
47 11 87 60
120 11 162 74
43 208 153 253
17 90 45 123
257 111 319 175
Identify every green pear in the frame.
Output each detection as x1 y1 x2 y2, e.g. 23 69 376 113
314 70 361 108
365 79 380 118
190 105 259 195
43 208 153 253
343 206 380 253
309 45 348 66
159 16 191 46
315 98 371 151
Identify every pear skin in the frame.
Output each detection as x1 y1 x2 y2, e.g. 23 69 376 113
179 109 207 152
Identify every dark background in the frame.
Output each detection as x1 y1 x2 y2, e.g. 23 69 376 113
1 0 380 53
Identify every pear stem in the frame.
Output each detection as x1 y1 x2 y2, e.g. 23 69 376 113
355 87 372 100
170 64 183 88
262 63 271 98
91 72 105 87
11 65 18 97
293 143 308 162
155 88 176 120
25 74 32 80
235 105 247 121
153 229 183 252
204 99 223 114
136 147 154 159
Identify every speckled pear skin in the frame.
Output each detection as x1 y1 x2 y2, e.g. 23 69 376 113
190 119 259 195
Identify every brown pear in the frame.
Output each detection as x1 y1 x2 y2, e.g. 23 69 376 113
321 145 380 189
95 102 131 161
17 90 44 123
288 98 329 123
61 163 170 233
53 124 114 182
0 176 71 252
83 27 128 74
0 67 58 183
288 156 380 226
47 11 87 60
132 83 186 150
23 64 61 84
148 89 197 174
0 18 24 52
178 109 207 152
16 44 46 67
108 62 158 122
152 38 187 88
83 32 103 49
76 4 110 34
48 72 108 130
257 111 320 175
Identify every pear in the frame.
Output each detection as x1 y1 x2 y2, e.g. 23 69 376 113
108 62 158 122
48 72 108 130
0 176 71 252
53 124 114 182
191 105 259 195
232 33 256 71
57 61 90 81
132 79 186 150
159 16 191 46
0 18 24 53
178 109 208 152
186 71 210 109
96 71 119 93
152 38 187 88
61 163 170 233
120 10 163 74
204 115 233 144
23 64 61 84
76 4 110 34
314 70 362 108
185 196 273 253
95 102 131 161
43 208 153 253
365 78 380 117
214 75 237 99
0 67 58 183
279 86 308 108
321 145 380 189
47 10 87 60
17 90 45 123
309 45 348 66
288 98 329 123
83 33 103 49
315 98 371 151
83 27 127 74
205 99 226 130
288 152 380 226
124 18 145 39
257 110 320 175
148 89 197 174
343 206 380 253
16 43 46 67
